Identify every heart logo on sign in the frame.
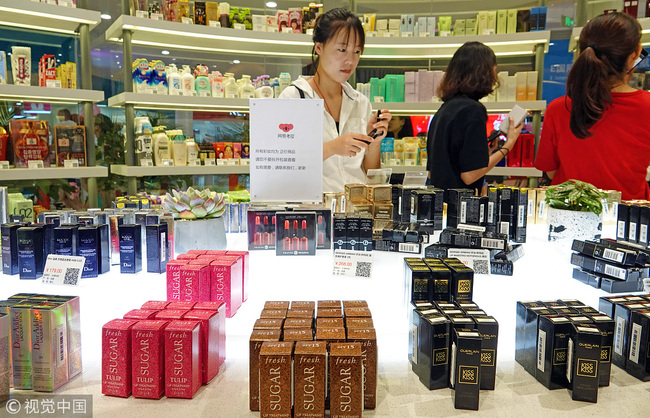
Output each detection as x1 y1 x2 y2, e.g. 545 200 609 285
279 124 294 132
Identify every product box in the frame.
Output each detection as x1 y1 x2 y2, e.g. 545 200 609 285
164 320 202 399
259 341 294 417
284 318 313 329
625 310 650 381
572 239 637 266
183 310 221 384
536 315 571 389
119 224 142 274
405 263 432 305
30 302 68 392
249 329 282 411
226 250 250 302
78 226 100 278
180 264 211 303
141 301 170 310
329 342 363 416
166 260 188 301
515 301 550 374
10 302 35 389
282 328 313 341
247 207 281 250
275 212 317 255
347 327 377 408
474 316 498 390
451 328 482 410
613 302 650 369
0 313 8 402
54 125 87 166
293 341 327 418
447 263 474 302
10 120 50 168
102 318 138 397
570 252 645 282
590 314 615 386
210 257 243 318
131 320 168 399
2 223 21 275
17 226 45 280
567 323 601 403
155 309 190 321
192 301 226 368
54 225 79 256
123 309 159 320
417 311 450 390
146 223 168 273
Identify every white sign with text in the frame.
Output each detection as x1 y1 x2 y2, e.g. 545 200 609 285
41 255 85 286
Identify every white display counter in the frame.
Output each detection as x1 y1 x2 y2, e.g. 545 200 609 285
1 223 648 417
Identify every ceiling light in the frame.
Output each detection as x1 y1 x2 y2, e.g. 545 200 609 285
101 14 111 20
161 50 170 55
233 59 240 64
266 1 277 7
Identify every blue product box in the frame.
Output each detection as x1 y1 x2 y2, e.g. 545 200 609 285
1 223 22 275
78 226 99 278
146 223 168 273
17 226 45 280
54 225 79 256
119 224 142 274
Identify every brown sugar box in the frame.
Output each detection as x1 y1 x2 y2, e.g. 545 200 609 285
287 308 314 318
264 301 290 310
260 309 287 319
315 327 346 346
317 300 342 309
254 318 285 330
250 329 282 411
284 318 313 329
347 328 378 409
344 307 372 318
259 341 294 418
294 341 327 418
316 318 344 328
342 300 368 309
329 342 364 417
291 301 316 310
283 328 313 342
317 307 343 318
345 317 374 329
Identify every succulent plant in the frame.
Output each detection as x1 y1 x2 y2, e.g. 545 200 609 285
162 187 226 220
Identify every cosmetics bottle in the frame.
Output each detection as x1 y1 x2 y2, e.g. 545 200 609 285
181 65 195 96
171 130 187 166
210 71 224 98
150 60 168 94
317 215 325 246
186 137 199 162
167 64 182 95
270 216 276 244
224 73 238 98
152 126 172 166
254 216 262 245
239 75 255 98
262 216 270 245
219 2 231 27
255 75 274 98
194 64 211 97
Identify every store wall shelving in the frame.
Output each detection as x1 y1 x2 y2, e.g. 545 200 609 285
569 18 650 52
105 11 549 192
110 164 249 177
385 165 543 177
0 0 107 200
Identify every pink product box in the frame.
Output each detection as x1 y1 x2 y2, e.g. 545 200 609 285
205 250 228 255
131 320 169 399
164 320 202 399
186 250 208 255
405 71 416 103
180 264 211 302
418 70 434 103
209 258 243 318
141 301 170 310
166 260 189 301
188 260 212 266
102 319 138 398
192 302 226 367
155 309 190 321
184 310 220 384
123 309 159 320
167 301 197 310
176 254 198 260
226 250 249 302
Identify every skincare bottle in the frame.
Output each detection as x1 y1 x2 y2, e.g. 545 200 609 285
219 2 231 27
278 72 291 95
210 71 224 98
171 130 187 166
150 60 168 94
186 137 199 163
133 58 152 93
194 64 211 97
152 126 172 166
168 64 182 95
181 65 195 96
224 73 238 98
255 75 274 98
240 75 255 98
271 77 281 98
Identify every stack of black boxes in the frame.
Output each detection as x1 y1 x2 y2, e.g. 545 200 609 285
616 202 650 248
570 239 649 293
599 294 650 381
515 299 616 403
405 258 497 410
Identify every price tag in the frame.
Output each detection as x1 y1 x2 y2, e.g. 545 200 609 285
333 249 373 278
188 159 201 166
150 13 163 21
28 160 44 169
226 159 239 166
216 159 228 166
405 160 416 166
136 10 149 18
41 255 85 286
205 159 217 166
58 0 73 6
140 159 154 167
45 0 57 4
182 17 193 24
162 159 174 166
234 23 246 30
240 158 250 166
282 27 293 34
0 161 9 169
63 159 79 168
199 90 211 97
209 21 221 27
46 79 62 88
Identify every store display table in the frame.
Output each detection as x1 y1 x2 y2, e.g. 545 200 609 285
2 224 648 417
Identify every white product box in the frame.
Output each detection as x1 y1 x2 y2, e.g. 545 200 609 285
527 71 539 101
515 72 527 101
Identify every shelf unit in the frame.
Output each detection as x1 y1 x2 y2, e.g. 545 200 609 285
569 18 650 52
0 166 108 181
0 0 104 205
110 164 249 176
106 12 550 193
383 165 542 177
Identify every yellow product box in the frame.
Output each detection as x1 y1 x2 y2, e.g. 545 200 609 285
345 184 367 203
373 203 393 220
349 200 373 215
367 185 392 203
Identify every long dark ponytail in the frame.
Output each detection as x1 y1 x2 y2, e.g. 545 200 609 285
566 12 641 138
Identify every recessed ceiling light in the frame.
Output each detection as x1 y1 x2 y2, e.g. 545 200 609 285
266 1 277 7
162 50 170 55
116 61 120 65
100 14 111 20
115 55 119 58
58 53 62 57
233 59 240 64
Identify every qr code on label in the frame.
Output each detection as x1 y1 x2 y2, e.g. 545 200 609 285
355 262 372 278
64 268 80 285
473 260 489 275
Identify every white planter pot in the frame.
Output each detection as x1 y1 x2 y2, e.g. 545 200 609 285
174 217 227 255
547 207 602 242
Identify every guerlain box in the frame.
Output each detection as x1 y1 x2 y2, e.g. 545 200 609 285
474 316 498 390
536 314 571 390
625 310 650 381
102 318 138 397
451 328 482 410
131 320 168 399
164 320 202 399
566 323 601 403
259 341 295 418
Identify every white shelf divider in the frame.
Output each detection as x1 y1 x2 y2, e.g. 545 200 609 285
0 84 104 104
384 165 542 177
107 92 249 112
0 0 102 34
372 100 546 115
110 164 250 176
0 166 108 181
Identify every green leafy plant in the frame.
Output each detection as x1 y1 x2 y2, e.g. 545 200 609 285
162 187 226 219
545 179 607 216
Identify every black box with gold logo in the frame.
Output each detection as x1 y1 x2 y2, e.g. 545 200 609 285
625 310 650 381
416 312 451 390
429 264 452 302
567 323 601 403
446 263 474 302
404 264 432 305
590 314 615 386
536 314 571 390
474 316 498 390
409 304 436 372
451 328 482 410
515 301 546 371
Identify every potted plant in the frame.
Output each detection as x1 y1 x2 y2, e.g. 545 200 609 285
544 179 607 242
162 187 227 253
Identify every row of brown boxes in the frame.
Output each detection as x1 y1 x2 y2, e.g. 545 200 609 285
250 300 377 417
0 293 81 400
